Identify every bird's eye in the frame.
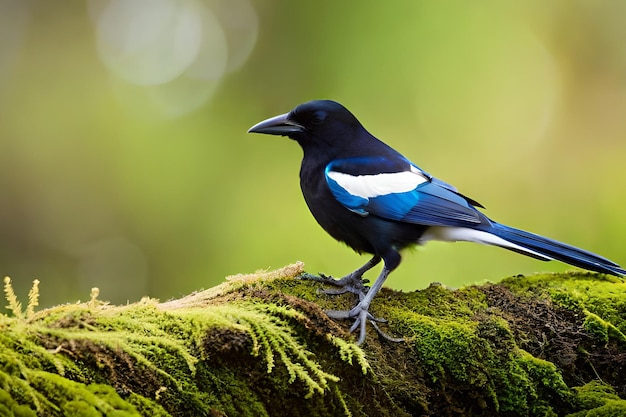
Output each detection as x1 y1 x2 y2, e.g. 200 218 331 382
311 111 326 125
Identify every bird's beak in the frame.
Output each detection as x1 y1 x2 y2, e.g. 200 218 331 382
248 113 304 136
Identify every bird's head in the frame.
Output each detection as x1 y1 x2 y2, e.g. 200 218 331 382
248 100 363 152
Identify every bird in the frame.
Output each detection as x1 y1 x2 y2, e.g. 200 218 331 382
248 99 626 345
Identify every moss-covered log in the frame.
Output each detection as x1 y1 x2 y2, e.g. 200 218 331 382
1 263 625 416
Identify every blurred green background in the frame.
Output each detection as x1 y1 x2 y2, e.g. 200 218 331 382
1 0 625 308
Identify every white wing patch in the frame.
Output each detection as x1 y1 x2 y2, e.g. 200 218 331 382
420 226 553 260
327 168 428 198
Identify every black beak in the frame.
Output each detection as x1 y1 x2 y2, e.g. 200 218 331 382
248 113 304 136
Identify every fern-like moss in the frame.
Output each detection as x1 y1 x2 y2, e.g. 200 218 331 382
0 263 366 416
3 277 23 320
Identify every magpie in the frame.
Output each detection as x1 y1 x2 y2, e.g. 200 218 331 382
248 99 625 345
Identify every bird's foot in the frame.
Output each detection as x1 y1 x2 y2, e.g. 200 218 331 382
299 272 369 297
326 303 404 345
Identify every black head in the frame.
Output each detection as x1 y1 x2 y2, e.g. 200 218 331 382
248 100 363 150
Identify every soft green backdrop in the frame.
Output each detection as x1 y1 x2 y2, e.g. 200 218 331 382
1 1 625 307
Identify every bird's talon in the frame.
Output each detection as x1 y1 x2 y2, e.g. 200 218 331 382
324 309 352 320
321 287 350 296
304 273 370 297
349 318 361 334
325 305 402 344
300 272 340 286
297 272 319 281
370 320 405 343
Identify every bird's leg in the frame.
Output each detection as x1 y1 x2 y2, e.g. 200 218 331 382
325 263 404 345
300 255 381 297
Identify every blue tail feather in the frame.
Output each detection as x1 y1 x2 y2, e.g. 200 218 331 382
488 223 626 276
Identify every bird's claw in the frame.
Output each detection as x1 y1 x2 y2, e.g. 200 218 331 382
297 272 328 282
325 306 403 345
300 272 369 297
301 264 403 344
369 320 405 343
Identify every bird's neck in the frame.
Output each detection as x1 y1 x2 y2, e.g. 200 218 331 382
299 153 327 182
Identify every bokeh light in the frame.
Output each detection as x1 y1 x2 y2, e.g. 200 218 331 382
88 0 257 116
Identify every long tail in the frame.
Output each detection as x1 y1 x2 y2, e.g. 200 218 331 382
488 222 626 276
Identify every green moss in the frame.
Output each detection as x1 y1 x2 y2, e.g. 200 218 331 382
0 388 37 417
0 368 154 417
567 381 626 416
124 393 171 417
583 310 626 345
501 272 626 337
350 280 577 416
0 264 369 416
387 283 488 320
515 351 573 415
1 266 625 416
405 313 570 414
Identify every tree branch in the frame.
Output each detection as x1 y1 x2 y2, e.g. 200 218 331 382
1 264 625 416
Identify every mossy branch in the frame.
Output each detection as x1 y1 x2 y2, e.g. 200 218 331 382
1 264 625 416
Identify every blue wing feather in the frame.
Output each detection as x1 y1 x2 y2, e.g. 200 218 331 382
325 173 369 215
401 182 483 225
325 157 487 227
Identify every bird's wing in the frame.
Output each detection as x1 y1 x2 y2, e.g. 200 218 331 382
325 157 486 227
